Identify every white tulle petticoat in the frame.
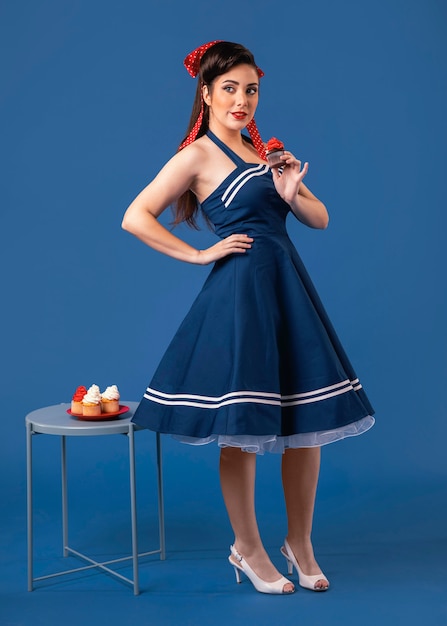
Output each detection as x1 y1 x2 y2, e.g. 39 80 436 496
172 415 375 455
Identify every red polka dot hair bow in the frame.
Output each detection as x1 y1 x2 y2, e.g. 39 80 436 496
183 40 223 78
179 40 267 160
183 40 265 78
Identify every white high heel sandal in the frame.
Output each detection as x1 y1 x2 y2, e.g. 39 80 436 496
228 545 295 594
280 539 329 591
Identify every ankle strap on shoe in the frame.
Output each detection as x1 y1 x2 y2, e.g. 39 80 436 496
230 545 243 563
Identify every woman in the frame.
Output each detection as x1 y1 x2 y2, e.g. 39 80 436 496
122 41 374 595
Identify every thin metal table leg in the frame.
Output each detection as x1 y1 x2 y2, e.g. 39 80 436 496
128 423 139 595
26 422 33 591
156 432 166 560
61 435 68 556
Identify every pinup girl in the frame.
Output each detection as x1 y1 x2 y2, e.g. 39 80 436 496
122 40 374 595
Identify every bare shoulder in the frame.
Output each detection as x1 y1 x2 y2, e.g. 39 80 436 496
180 136 211 161
159 137 209 177
184 135 213 161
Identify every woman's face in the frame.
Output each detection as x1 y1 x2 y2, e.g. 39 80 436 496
203 64 259 134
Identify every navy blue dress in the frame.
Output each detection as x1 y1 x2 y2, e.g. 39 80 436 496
132 131 374 454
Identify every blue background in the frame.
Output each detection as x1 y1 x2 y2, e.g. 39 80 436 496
1 1 446 624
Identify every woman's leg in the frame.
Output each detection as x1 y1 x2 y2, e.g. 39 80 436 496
281 447 329 589
220 446 294 591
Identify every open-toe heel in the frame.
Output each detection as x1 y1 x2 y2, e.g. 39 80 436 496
280 539 329 591
229 545 294 595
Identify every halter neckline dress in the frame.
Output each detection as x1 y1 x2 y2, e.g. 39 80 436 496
132 130 374 454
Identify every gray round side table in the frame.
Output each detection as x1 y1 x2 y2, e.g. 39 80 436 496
26 402 165 595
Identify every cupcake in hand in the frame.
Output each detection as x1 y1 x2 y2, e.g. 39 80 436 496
101 385 120 413
82 384 102 416
71 386 87 415
266 137 285 169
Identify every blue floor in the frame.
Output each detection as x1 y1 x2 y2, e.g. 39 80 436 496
2 427 446 626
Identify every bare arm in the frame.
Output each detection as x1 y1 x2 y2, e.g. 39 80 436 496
122 145 253 265
271 151 329 229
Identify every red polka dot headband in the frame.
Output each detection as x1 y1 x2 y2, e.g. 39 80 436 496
179 41 267 160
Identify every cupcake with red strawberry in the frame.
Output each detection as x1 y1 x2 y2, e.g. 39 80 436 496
266 137 285 169
71 385 87 415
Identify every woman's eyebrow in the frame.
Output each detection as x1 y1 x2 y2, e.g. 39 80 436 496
221 79 259 86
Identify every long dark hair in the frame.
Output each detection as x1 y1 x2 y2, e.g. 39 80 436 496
174 42 259 228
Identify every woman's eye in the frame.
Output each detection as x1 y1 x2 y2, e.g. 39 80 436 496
247 88 257 95
224 86 234 92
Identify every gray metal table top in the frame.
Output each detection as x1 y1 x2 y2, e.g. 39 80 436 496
26 401 140 436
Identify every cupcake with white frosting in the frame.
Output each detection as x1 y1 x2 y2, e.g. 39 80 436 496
101 385 120 413
82 384 102 416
